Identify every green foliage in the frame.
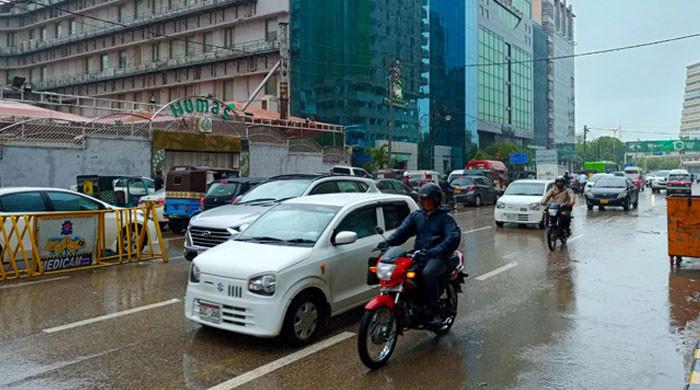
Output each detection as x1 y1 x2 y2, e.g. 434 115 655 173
576 136 626 165
628 156 681 171
365 144 393 171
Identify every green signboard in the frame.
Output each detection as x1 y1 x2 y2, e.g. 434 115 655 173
625 140 700 153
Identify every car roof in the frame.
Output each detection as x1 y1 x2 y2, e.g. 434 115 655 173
509 179 552 184
283 193 412 208
0 187 79 195
669 169 689 174
266 174 326 181
213 177 266 183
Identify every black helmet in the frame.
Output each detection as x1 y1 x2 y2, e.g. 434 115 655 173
418 182 443 205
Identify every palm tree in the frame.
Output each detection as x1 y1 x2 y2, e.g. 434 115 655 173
367 144 393 170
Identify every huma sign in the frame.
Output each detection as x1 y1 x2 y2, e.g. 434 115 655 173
169 97 238 122
38 216 97 272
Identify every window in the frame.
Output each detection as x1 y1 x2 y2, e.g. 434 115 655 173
55 23 62 38
46 192 102 211
118 4 127 22
6 32 15 47
41 66 47 81
391 181 410 194
0 192 47 212
203 32 213 53
264 75 277 95
151 43 160 62
337 181 367 193
336 207 378 239
382 202 410 231
309 181 339 195
69 19 77 35
376 181 394 192
118 50 127 68
330 167 351 175
84 57 91 73
100 53 109 72
224 27 235 48
353 169 368 177
265 18 277 42
185 35 195 56
40 27 47 42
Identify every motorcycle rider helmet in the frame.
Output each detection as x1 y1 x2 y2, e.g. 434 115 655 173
555 176 566 187
418 182 443 206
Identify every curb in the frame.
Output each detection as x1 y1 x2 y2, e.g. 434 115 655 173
688 341 700 389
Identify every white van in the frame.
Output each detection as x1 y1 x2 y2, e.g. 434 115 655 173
330 166 372 178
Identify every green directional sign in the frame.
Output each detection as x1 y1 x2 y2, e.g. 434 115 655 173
625 140 700 153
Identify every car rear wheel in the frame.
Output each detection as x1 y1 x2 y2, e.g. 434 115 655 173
474 195 482 207
587 203 593 211
623 198 630 211
496 221 504 228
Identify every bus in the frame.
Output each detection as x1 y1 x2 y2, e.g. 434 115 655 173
583 161 619 174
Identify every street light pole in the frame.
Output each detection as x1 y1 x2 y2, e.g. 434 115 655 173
386 60 401 157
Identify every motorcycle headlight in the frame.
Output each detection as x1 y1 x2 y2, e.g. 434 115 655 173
376 262 396 281
496 201 506 209
547 209 558 217
248 274 276 296
529 202 541 211
189 263 201 283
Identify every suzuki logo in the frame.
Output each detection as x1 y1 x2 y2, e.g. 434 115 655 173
202 231 211 238
217 282 224 292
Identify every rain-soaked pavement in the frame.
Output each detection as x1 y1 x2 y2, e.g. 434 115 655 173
1 189 699 389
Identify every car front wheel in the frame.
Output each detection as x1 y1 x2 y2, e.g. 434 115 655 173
496 221 504 228
282 293 324 346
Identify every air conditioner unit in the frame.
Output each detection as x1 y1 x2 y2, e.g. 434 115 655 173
261 94 279 112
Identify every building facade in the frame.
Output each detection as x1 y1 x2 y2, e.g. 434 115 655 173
0 0 285 110
681 62 700 140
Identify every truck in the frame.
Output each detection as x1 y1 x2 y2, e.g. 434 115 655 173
537 164 567 180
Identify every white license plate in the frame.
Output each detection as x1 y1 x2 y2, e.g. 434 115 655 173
198 301 221 324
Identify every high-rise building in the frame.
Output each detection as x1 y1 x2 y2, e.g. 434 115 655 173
681 62 700 139
0 0 285 110
535 0 575 147
290 0 427 169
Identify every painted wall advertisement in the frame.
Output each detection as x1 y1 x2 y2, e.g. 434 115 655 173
37 215 97 272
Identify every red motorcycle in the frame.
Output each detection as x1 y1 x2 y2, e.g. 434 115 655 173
357 231 467 369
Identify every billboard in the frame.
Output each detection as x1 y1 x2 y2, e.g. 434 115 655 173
37 215 97 272
625 140 700 153
535 149 558 165
509 153 529 165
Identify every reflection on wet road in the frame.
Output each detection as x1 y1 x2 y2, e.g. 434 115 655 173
1 190 698 389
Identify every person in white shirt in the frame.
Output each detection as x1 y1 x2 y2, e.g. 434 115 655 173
579 173 588 185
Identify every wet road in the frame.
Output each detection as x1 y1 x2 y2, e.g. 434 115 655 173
1 189 699 389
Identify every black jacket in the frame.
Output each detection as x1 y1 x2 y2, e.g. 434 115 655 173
385 208 461 259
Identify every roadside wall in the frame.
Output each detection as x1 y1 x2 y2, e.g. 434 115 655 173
0 137 152 189
248 143 334 177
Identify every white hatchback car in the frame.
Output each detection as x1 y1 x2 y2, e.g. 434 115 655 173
494 180 554 228
185 193 419 345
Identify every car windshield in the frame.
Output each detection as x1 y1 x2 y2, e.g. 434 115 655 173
626 173 640 180
657 170 671 177
504 182 545 196
669 174 690 181
237 179 313 203
590 174 609 182
450 177 474 186
206 182 239 197
236 203 339 245
595 178 627 188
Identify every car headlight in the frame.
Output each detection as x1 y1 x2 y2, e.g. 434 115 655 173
496 201 506 209
617 192 627 199
529 202 540 211
376 262 396 281
185 227 193 246
190 263 201 283
248 274 276 296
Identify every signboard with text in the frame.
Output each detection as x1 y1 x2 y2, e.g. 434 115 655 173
626 140 700 153
37 215 97 272
535 149 558 165
509 153 529 165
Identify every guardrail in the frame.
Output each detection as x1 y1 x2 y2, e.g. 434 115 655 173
0 204 168 281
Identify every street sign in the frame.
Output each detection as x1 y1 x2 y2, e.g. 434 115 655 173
626 140 700 153
509 153 529 165
535 149 558 165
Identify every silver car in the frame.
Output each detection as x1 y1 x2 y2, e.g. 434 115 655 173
184 174 379 260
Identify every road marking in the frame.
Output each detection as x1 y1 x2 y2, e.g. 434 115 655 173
568 234 584 243
208 331 355 389
463 226 492 235
0 276 70 290
43 298 181 334
475 262 519 281
163 236 184 242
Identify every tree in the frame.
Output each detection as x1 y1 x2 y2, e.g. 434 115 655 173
365 144 393 171
576 136 625 165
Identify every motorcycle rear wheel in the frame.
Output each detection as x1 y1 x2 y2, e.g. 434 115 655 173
433 283 459 337
547 230 557 251
358 307 398 369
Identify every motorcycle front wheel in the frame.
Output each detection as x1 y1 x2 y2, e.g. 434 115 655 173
547 229 557 251
358 307 398 369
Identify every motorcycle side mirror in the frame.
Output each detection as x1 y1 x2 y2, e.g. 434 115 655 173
375 226 384 235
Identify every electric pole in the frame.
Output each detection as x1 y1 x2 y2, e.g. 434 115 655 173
583 125 589 160
278 19 290 120
386 60 401 157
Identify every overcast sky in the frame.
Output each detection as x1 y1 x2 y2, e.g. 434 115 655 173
572 0 700 141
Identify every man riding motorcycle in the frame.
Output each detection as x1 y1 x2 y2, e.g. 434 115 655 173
380 183 461 326
541 176 576 236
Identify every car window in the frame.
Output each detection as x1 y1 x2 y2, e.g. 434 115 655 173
46 191 103 211
382 202 410 231
391 181 409 194
376 181 394 192
336 206 378 239
337 181 367 193
239 179 313 202
482 177 494 187
128 179 147 196
0 192 48 212
309 181 340 195
206 182 239 197
331 167 351 175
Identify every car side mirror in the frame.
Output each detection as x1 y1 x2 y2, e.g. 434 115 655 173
375 226 384 235
334 231 357 245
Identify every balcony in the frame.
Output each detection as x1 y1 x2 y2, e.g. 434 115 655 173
0 0 254 56
34 38 278 90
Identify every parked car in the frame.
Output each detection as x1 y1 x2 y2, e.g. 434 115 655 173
584 173 612 195
138 188 167 227
374 179 418 201
494 180 554 228
184 175 379 261
666 169 692 196
0 187 160 255
330 166 372 178
185 193 419 344
77 175 156 207
650 170 671 193
585 176 639 211
202 177 266 211
449 175 499 207
623 166 644 192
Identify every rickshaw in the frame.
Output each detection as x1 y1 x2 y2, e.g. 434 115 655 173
165 166 238 233
77 175 155 207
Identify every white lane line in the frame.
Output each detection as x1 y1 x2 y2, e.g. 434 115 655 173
463 226 492 235
208 331 355 390
568 234 584 243
0 276 70 290
43 298 181 334
475 262 519 281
